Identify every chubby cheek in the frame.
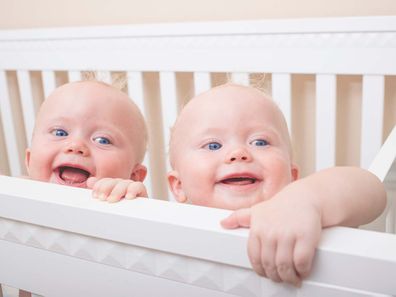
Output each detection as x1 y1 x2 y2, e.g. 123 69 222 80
94 151 137 179
263 158 293 198
27 150 54 181
179 163 215 207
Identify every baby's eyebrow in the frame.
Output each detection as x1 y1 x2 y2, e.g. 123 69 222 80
252 127 280 137
44 116 70 124
195 127 227 135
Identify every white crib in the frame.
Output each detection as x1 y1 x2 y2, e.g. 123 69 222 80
0 16 395 296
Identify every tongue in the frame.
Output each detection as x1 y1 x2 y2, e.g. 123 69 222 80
60 168 89 184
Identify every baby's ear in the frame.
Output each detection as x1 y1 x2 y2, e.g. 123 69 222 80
167 170 187 203
291 163 299 181
25 148 31 175
130 164 147 182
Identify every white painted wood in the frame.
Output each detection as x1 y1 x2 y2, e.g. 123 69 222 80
159 71 178 162
159 72 178 199
193 72 211 95
369 126 396 182
100 71 112 84
1 239 391 297
385 189 395 234
0 17 394 40
0 17 395 40
16 71 35 146
0 71 22 176
0 241 235 297
315 74 337 170
230 72 250 86
0 176 395 296
41 70 56 99
67 71 82 82
2 17 395 75
360 75 385 169
127 71 153 196
272 73 292 131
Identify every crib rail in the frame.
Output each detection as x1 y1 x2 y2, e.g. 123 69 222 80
0 175 395 297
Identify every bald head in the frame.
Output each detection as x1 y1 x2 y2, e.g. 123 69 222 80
35 81 147 162
169 83 292 167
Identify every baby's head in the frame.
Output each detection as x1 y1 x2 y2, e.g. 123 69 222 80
168 83 298 210
26 80 147 188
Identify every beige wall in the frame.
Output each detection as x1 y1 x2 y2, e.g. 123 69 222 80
1 0 396 29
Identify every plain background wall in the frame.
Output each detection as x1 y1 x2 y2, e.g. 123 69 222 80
1 0 396 28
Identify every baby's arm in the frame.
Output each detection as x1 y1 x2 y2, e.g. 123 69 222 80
221 166 386 287
278 166 386 228
87 177 148 203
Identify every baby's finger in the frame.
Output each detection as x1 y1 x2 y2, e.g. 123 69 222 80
91 178 107 199
86 177 98 189
92 178 119 200
261 235 281 282
221 208 251 229
293 237 316 279
107 180 133 203
276 236 301 287
125 182 148 199
247 234 266 277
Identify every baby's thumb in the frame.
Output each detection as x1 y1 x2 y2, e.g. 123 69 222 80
221 208 252 229
86 177 98 189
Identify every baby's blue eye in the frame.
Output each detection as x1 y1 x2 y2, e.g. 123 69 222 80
205 142 222 150
52 129 68 137
93 136 111 145
251 139 269 147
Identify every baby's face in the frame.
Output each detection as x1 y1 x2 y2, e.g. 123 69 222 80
168 85 298 210
26 81 146 188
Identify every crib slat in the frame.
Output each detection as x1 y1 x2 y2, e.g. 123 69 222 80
0 71 22 176
272 73 292 132
100 71 112 84
386 198 395 234
16 71 35 146
315 74 337 170
360 75 385 169
127 71 153 196
231 72 250 86
159 71 178 199
41 71 56 99
68 71 82 82
193 72 211 95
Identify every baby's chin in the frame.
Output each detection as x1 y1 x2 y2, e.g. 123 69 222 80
211 190 265 210
210 193 262 210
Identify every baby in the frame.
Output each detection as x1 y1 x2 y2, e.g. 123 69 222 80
25 80 148 201
167 83 386 286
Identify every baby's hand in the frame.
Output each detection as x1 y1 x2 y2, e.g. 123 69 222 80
87 177 148 203
221 196 322 287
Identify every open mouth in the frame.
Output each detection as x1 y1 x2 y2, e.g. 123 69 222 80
57 166 91 185
220 176 258 185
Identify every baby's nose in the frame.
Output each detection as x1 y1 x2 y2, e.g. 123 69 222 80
64 141 89 156
226 147 252 163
